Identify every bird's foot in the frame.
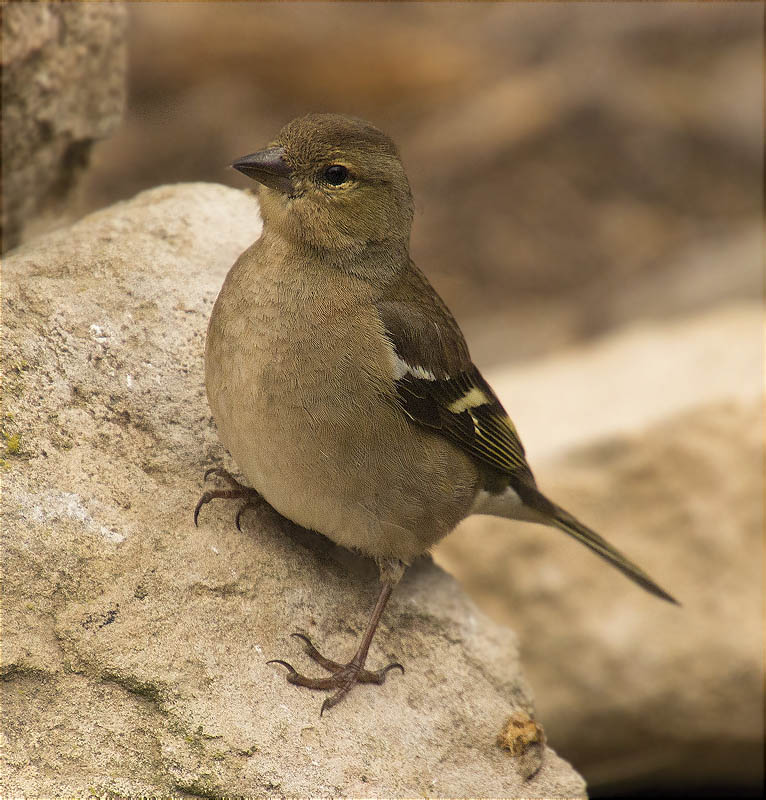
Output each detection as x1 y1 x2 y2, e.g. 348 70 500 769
268 632 404 715
193 467 264 529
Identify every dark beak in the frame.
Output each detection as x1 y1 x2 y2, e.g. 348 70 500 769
231 147 295 195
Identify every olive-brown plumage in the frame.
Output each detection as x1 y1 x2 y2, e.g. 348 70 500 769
197 113 676 714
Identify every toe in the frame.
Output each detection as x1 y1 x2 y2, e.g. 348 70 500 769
290 632 345 673
319 676 357 716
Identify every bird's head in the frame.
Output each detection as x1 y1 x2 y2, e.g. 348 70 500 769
232 114 414 255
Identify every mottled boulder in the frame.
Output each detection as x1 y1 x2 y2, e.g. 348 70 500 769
1 184 585 798
1 3 126 250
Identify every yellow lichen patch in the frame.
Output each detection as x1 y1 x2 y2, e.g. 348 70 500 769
2 414 22 457
4 433 21 454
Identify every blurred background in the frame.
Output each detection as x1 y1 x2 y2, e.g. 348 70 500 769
11 2 761 367
5 2 762 797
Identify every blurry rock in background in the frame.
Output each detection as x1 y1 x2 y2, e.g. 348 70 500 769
1 3 126 250
436 302 763 796
75 2 761 364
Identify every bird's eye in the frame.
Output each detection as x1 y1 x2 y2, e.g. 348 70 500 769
323 165 349 186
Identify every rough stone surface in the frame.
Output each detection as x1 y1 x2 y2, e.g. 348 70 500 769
436 310 763 791
1 2 127 251
1 184 586 798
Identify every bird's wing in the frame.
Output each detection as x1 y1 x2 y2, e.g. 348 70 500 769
377 296 534 483
378 275 677 604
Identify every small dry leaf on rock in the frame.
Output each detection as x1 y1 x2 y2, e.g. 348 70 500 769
497 710 547 779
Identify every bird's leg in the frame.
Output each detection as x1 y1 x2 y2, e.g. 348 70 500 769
193 466 265 530
269 559 406 715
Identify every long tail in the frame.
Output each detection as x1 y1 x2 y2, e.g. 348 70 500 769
515 482 678 604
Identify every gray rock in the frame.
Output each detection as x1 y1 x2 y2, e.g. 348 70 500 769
1 3 127 250
1 183 586 798
439 392 762 791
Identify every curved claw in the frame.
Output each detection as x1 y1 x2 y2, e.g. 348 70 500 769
290 632 316 649
193 492 212 527
203 466 220 481
235 505 246 532
267 659 298 675
380 661 405 677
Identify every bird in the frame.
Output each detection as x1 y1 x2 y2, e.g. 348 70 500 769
195 112 676 715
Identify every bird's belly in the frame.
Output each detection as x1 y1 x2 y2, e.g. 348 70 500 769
226 385 375 536
206 321 477 561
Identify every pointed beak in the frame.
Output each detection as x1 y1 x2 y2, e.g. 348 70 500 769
231 147 295 195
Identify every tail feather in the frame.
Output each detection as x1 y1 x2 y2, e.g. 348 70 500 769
513 481 678 604
550 506 678 604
